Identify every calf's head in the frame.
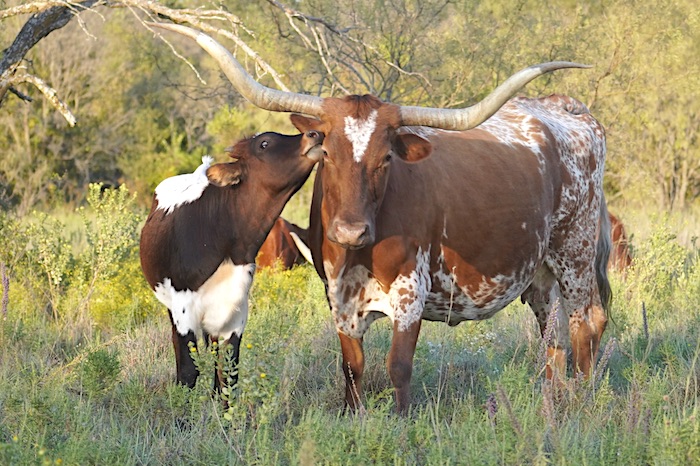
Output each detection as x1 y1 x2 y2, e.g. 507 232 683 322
207 115 324 195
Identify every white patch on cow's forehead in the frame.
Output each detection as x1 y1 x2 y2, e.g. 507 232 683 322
153 260 255 340
344 109 378 162
155 156 214 214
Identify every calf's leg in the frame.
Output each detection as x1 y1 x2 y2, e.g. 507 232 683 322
171 321 199 388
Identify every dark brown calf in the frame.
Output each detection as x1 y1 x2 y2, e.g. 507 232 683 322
139 124 323 391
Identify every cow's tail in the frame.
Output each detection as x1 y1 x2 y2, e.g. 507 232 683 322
596 195 613 314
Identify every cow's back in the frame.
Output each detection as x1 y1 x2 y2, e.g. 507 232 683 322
140 186 237 292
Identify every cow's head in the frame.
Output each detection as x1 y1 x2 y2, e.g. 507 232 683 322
291 96 431 247
151 22 588 248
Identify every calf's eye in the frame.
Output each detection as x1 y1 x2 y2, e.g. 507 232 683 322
260 140 269 150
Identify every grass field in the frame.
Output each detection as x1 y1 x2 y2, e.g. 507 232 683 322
0 191 699 465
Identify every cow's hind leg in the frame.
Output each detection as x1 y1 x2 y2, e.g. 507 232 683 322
522 266 568 382
338 332 365 413
547 219 608 379
213 333 242 392
210 332 242 409
387 319 421 414
570 303 607 378
169 312 199 388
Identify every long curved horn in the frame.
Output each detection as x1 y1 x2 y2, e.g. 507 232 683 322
290 231 314 264
149 22 324 116
399 62 591 130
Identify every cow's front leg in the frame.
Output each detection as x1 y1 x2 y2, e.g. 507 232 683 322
170 317 199 388
338 331 365 412
387 318 422 414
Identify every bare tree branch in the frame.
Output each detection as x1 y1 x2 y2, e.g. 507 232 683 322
0 1 76 21
115 1 291 91
265 0 433 96
20 69 77 126
0 0 101 109
1 0 294 125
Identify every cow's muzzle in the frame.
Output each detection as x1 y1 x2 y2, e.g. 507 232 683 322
327 220 374 249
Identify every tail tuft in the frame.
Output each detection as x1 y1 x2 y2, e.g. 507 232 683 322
596 197 613 312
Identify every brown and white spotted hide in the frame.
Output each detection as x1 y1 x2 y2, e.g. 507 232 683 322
256 217 310 270
139 121 323 391
301 94 611 412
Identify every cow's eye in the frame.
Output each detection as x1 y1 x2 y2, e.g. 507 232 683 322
260 140 269 150
384 153 392 163
307 130 319 139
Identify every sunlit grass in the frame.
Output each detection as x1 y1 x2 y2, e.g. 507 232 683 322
1 196 699 464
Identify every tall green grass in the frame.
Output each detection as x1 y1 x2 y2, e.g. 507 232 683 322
0 187 698 465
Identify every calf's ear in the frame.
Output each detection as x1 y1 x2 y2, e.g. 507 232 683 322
207 163 243 187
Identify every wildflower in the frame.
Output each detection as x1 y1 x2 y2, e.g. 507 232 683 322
260 373 266 378
247 343 253 349
189 346 197 353
12 435 18 442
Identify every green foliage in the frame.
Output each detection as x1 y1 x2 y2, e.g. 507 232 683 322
2 0 700 463
81 348 122 398
0 225 699 464
2 0 700 213
0 183 159 332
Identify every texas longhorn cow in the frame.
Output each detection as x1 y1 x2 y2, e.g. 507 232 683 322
140 128 324 391
152 23 612 413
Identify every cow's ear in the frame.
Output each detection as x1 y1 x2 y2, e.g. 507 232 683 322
394 133 432 163
207 163 243 187
290 113 325 134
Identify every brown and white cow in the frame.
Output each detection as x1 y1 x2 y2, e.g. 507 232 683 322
140 128 323 391
256 217 312 270
152 23 612 413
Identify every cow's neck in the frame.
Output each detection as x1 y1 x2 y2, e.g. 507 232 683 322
231 182 303 263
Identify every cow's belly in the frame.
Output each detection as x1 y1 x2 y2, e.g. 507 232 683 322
421 275 528 325
325 246 541 338
153 260 255 339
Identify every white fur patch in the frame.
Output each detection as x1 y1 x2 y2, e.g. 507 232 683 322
153 260 255 340
344 110 378 162
155 156 214 214
324 247 432 337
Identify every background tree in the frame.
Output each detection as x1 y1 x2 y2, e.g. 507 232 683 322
1 0 698 213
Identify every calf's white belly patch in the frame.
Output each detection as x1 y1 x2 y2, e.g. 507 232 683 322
153 260 255 340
